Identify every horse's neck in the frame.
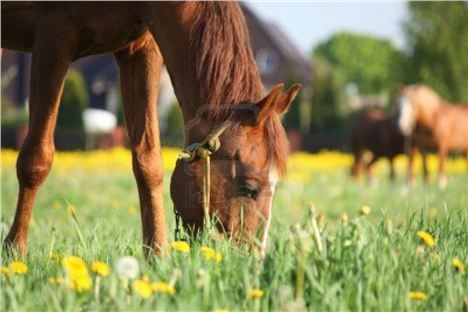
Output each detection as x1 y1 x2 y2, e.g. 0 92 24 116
145 3 200 119
145 2 263 123
415 97 441 128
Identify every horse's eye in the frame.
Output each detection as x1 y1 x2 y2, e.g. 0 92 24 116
238 182 259 199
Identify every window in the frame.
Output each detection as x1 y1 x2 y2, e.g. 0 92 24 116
256 49 277 75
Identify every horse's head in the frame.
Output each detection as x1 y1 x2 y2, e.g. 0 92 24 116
396 84 442 136
170 84 300 250
396 85 417 136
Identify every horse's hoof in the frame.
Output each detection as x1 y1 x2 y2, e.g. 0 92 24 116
3 239 27 257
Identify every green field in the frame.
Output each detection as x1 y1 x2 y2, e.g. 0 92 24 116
1 149 467 311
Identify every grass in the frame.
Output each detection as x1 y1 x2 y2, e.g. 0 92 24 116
1 149 467 311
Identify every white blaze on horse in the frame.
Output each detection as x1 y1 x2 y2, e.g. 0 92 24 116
397 84 468 188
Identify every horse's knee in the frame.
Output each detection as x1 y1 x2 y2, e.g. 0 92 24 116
16 142 54 189
132 149 163 187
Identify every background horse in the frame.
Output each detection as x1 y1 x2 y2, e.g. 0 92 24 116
397 84 468 188
1 2 300 254
350 108 405 181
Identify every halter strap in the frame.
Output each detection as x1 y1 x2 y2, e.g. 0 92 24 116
174 120 231 240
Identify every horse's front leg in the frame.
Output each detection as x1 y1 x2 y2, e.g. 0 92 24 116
407 146 418 187
438 146 448 189
4 17 76 254
114 33 168 255
388 157 396 181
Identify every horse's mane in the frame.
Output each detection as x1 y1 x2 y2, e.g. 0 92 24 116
408 84 442 110
190 2 263 110
189 2 289 175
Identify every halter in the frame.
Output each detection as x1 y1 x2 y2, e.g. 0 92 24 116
174 120 231 240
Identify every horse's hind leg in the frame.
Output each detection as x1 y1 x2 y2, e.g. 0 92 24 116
4 18 76 254
350 144 362 179
365 155 379 185
114 33 168 255
421 150 429 183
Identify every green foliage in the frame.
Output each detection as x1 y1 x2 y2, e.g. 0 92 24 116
163 102 184 147
404 2 468 101
309 55 346 132
282 69 303 131
56 70 88 130
1 96 28 129
314 32 405 94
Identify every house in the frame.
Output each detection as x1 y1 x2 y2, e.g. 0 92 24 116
1 4 312 148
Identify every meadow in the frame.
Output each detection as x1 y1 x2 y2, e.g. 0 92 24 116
1 148 467 311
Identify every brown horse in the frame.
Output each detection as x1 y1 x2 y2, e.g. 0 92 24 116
397 84 468 188
1 2 300 254
350 108 405 181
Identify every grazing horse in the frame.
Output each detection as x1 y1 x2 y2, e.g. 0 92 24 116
397 84 468 188
350 108 405 181
1 2 300 254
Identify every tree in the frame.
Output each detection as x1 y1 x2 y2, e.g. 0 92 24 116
404 2 468 102
309 55 346 132
56 69 88 130
163 102 184 147
314 32 405 95
282 69 303 131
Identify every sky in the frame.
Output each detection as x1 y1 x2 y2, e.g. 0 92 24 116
246 1 408 54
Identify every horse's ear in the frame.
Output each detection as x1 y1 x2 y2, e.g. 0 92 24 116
257 83 284 123
276 83 301 115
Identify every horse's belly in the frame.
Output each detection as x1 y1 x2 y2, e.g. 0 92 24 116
76 23 148 57
1 2 36 51
67 3 148 57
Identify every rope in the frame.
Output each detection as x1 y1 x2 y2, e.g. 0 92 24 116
175 121 230 240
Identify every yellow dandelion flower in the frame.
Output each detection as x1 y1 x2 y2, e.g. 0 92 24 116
340 212 349 222
9 261 28 275
417 231 436 247
62 256 87 274
91 261 110 277
48 277 63 285
68 274 93 292
151 282 176 295
452 258 465 274
408 291 428 301
201 247 222 263
134 279 153 299
171 241 190 254
1 266 12 278
359 205 371 216
62 255 92 292
248 288 264 299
